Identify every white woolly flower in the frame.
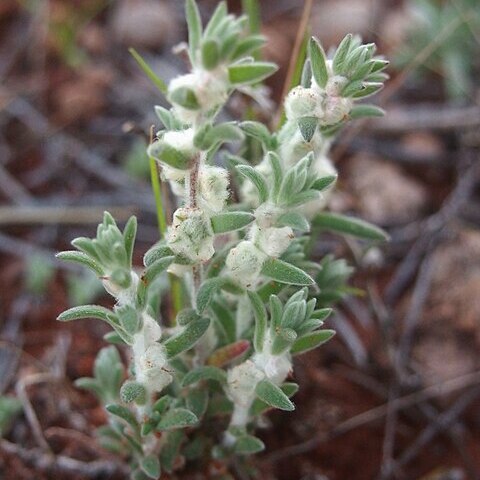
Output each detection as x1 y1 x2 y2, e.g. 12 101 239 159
255 225 294 258
131 314 172 393
226 360 265 429
167 207 215 263
168 68 229 123
226 240 266 288
227 360 265 408
254 203 282 229
161 165 187 198
162 128 195 153
137 343 173 392
253 352 292 385
252 331 292 384
236 294 253 338
132 313 162 355
161 165 187 183
284 67 353 128
150 128 195 191
199 165 229 212
325 75 348 97
323 95 353 125
102 271 139 306
284 86 321 120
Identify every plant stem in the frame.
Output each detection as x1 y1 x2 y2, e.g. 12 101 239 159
187 154 201 209
186 153 202 305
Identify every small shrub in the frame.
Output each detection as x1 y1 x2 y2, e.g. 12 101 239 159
57 2 388 478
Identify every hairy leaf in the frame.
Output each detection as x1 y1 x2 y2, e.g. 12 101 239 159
309 37 328 88
228 62 278 85
201 39 220 70
169 86 200 110
247 291 267 352
57 305 111 323
106 404 139 431
148 141 192 170
298 116 317 142
255 380 295 411
186 0 202 63
157 408 198 431
311 175 337 191
140 455 161 479
349 104 385 119
235 164 268 203
313 212 389 241
261 258 314 286
196 278 226 314
56 251 103 275
291 329 336 355
163 318 211 359
277 211 310 232
235 435 265 455
211 212 255 234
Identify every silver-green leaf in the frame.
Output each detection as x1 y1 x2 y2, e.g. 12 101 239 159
228 62 278 85
140 455 161 479
157 408 198 431
309 37 328 88
234 435 265 455
313 212 389 241
261 258 314 286
291 329 336 355
255 379 295 411
163 318 211 359
211 212 255 234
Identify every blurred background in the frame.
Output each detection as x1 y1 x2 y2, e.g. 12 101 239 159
0 0 479 479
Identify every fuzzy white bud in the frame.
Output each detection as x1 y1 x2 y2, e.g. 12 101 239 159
254 352 292 385
167 207 215 263
226 360 265 429
102 271 139 306
132 314 173 393
137 343 173 392
169 68 229 124
161 165 186 198
323 95 353 125
153 128 195 195
326 75 348 97
253 224 294 258
254 203 282 229
227 360 265 408
162 128 195 153
285 86 321 120
199 165 230 213
225 240 266 288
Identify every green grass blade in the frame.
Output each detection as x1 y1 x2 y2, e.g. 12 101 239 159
129 48 167 95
